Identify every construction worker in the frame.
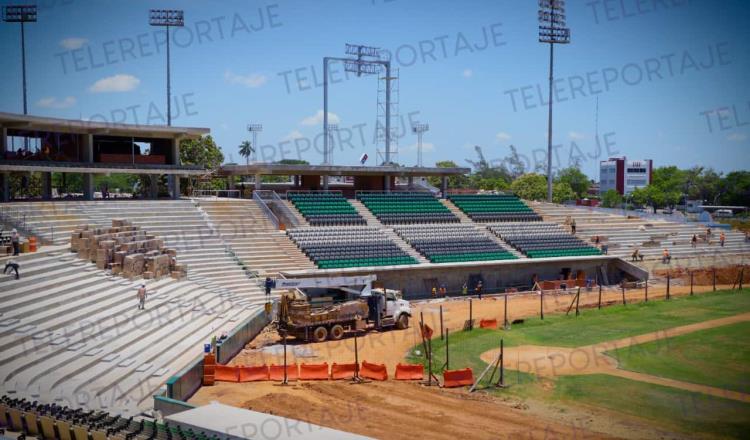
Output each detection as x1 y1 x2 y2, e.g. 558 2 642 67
461 282 468 296
631 248 640 262
662 249 671 264
264 277 275 297
691 234 698 248
439 285 447 297
11 229 20 256
137 284 147 310
475 280 484 299
431 286 437 298
571 218 577 235
3 260 19 280
720 232 726 247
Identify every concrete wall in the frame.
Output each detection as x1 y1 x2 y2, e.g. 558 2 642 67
166 355 204 402
216 308 271 364
284 257 634 299
154 395 197 417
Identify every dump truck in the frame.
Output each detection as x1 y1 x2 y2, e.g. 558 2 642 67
274 275 411 342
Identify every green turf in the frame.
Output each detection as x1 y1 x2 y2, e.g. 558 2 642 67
607 321 750 394
406 289 750 438
555 375 750 439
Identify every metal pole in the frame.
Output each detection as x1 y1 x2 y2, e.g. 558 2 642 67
439 305 444 340
540 289 544 320
252 130 258 163
545 42 554 202
575 287 581 316
354 328 359 380
645 279 649 302
621 282 626 305
713 268 717 291
666 273 671 300
740 267 744 290
469 299 473 330
282 330 288 385
503 294 509 328
21 20 28 115
166 26 171 126
323 58 329 165
445 328 449 371
385 61 391 164
499 338 504 387
690 271 694 295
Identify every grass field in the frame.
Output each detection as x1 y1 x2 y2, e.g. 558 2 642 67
408 289 750 438
608 321 750 394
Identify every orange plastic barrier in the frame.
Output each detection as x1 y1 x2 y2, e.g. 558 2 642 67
28 237 37 252
395 363 424 380
238 365 269 382
269 364 298 381
300 363 330 380
443 368 474 388
214 365 239 382
360 361 388 381
479 319 497 329
330 363 357 380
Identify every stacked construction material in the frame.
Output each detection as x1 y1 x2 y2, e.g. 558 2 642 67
357 192 459 224
287 226 418 268
287 192 366 226
70 219 187 279
448 193 542 222
394 224 517 263
488 222 601 258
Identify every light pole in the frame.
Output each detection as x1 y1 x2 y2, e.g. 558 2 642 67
149 9 184 126
327 124 338 165
3 5 37 115
247 124 263 162
412 122 429 167
539 0 570 202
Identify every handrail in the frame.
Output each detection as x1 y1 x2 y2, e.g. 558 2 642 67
255 190 301 228
285 189 344 197
252 190 280 229
192 189 241 198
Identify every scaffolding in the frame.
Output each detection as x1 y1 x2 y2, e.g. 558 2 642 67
376 67 399 165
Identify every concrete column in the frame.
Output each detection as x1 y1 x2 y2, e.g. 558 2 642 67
323 175 329 191
441 176 448 198
0 172 9 202
82 174 93 200
171 138 180 166
254 173 262 191
169 175 180 199
41 172 52 200
294 175 300 187
0 127 7 156
149 175 159 199
407 176 414 190
82 133 94 200
384 175 391 192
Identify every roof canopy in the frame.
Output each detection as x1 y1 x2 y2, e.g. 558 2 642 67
219 163 470 177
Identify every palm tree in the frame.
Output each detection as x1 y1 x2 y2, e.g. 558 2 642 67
238 140 254 165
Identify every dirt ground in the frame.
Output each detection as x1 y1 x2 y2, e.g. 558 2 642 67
190 283 738 439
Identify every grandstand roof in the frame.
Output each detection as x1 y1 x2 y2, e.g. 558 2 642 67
0 111 209 139
220 163 470 177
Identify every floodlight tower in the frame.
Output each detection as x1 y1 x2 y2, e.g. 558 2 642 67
326 124 338 165
539 0 570 202
149 9 184 126
412 122 429 167
247 123 263 162
3 5 37 115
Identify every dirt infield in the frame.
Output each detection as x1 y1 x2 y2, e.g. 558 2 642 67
190 283 738 439
480 312 750 403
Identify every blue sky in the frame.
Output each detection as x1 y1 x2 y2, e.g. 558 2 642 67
1 0 748 179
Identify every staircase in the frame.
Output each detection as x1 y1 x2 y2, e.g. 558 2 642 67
349 200 380 226
440 199 472 223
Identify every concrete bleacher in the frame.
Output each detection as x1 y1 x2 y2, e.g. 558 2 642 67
0 249 261 416
0 202 95 245
530 202 750 263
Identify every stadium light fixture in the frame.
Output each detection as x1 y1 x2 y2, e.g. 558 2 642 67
3 4 37 115
247 124 263 163
149 9 184 126
538 0 570 202
412 122 430 168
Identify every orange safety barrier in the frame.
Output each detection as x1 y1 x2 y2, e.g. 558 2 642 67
28 237 37 253
330 363 357 380
269 364 298 381
214 365 239 382
479 319 497 329
299 363 330 380
443 368 474 388
394 363 424 380
238 365 269 382
360 361 388 381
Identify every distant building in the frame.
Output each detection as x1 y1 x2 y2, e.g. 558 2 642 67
599 157 652 195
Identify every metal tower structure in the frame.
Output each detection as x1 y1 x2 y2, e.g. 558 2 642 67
149 9 184 126
247 123 263 162
376 67 399 165
323 44 393 169
412 122 429 167
3 4 36 115
539 0 570 201
327 124 338 165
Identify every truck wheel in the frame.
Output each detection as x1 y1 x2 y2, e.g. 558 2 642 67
396 314 409 330
329 324 344 340
312 326 328 343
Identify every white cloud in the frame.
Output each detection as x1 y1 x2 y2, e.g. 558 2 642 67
37 96 76 109
281 130 305 142
495 131 512 142
727 132 747 142
88 74 140 93
568 131 586 140
300 109 340 126
224 70 268 88
60 37 88 50
462 69 473 78
405 142 435 153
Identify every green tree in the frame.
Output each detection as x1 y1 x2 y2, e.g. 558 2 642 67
721 171 750 206
428 160 470 188
511 173 547 201
238 140 253 166
179 135 224 195
552 182 576 204
600 189 623 208
556 166 590 198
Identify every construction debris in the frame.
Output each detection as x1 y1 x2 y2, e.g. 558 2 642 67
70 219 187 280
